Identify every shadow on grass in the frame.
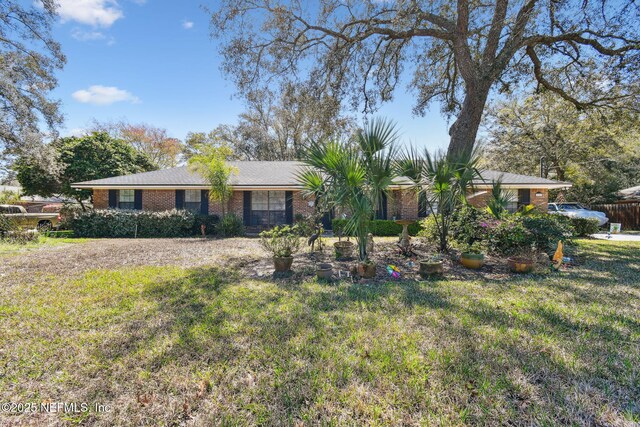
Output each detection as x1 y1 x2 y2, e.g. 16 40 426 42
92 241 639 425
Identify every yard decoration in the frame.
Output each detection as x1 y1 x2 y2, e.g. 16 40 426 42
316 263 333 280
552 241 564 270
307 224 323 252
259 225 302 273
419 256 444 278
395 219 415 256
386 264 401 279
459 241 486 270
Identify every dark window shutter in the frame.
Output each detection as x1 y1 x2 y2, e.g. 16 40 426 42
134 190 143 210
243 191 251 225
376 193 388 220
200 190 209 215
285 191 294 224
418 191 428 217
175 190 185 209
518 189 531 205
108 190 118 208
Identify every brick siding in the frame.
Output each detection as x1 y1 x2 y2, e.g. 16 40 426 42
91 187 549 219
142 190 175 211
93 189 109 209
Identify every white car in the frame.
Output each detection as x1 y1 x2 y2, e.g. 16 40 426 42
548 203 609 226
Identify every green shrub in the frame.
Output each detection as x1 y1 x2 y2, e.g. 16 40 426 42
193 214 220 236
417 216 439 245
486 217 533 256
259 225 302 257
294 213 321 236
449 206 492 248
217 213 245 237
332 219 421 237
521 214 574 252
70 209 196 238
570 217 600 237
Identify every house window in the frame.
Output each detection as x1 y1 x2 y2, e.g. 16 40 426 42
118 189 135 210
251 191 286 227
185 190 201 213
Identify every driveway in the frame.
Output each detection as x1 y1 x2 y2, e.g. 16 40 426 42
591 233 640 241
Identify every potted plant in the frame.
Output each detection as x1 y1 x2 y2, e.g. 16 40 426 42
419 254 444 278
459 242 485 270
334 240 354 260
316 263 333 280
259 225 302 273
507 247 536 273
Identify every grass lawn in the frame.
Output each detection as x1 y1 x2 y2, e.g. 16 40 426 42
1 239 638 425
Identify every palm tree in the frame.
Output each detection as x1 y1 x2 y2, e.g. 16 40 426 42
396 147 482 252
297 118 399 263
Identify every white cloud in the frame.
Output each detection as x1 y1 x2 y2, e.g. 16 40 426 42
71 28 106 41
70 28 116 44
56 0 123 27
182 20 194 29
72 85 140 106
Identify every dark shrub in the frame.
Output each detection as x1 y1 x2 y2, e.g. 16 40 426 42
193 214 220 236
521 214 574 252
217 213 245 237
332 219 421 237
70 209 196 238
570 217 600 237
486 217 533 256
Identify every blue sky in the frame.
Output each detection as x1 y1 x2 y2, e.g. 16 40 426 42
51 0 452 151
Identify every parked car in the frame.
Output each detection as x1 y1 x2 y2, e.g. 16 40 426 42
0 204 61 231
548 202 609 226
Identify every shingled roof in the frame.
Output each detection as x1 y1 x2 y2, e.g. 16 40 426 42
72 161 571 189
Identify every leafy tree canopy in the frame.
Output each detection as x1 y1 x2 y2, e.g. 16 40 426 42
89 120 183 168
15 133 156 206
1 1 65 153
483 92 640 204
210 0 640 158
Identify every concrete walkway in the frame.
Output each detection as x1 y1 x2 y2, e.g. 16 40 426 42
592 233 640 241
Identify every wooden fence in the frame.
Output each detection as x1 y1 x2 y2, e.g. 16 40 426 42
592 202 640 230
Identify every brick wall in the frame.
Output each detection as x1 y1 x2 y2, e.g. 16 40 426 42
93 189 109 209
142 190 175 211
467 188 548 211
393 190 419 219
529 188 548 211
292 191 315 217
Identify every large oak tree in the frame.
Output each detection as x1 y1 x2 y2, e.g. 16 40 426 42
209 0 640 157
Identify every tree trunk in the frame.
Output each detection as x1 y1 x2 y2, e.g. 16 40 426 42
447 88 490 159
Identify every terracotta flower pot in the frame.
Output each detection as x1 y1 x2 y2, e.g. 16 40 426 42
316 263 333 280
334 241 354 260
357 262 376 278
273 256 293 272
419 260 443 278
508 257 534 273
460 253 485 270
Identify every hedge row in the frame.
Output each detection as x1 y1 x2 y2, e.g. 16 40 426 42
69 209 220 238
332 218 422 237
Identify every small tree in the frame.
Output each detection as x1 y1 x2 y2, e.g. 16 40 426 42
187 143 237 218
298 118 398 263
397 149 481 252
486 179 515 220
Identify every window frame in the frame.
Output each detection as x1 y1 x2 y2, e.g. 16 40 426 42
250 191 286 227
184 190 202 213
118 189 135 210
